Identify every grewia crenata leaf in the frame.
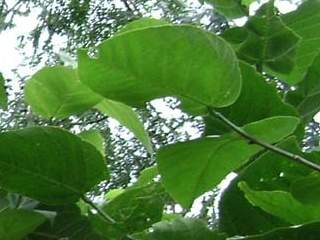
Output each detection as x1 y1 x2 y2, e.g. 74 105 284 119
157 116 300 208
282 0 320 84
0 208 45 240
96 99 153 154
24 66 102 119
0 127 106 205
78 24 241 108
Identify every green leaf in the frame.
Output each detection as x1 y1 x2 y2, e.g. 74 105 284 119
91 183 165 239
203 0 248 18
25 66 102 119
78 24 241 108
135 218 226 240
96 99 153 154
282 0 320 84
0 208 45 240
204 62 297 135
157 116 300 208
223 2 300 76
290 173 320 205
229 221 320 240
117 18 170 35
239 181 320 224
78 129 105 156
0 73 8 110
134 166 158 187
0 127 106 205
286 53 320 122
219 138 311 236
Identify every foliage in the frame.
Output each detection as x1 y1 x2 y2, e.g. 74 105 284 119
1 0 320 239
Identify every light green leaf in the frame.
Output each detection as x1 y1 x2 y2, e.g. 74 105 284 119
0 127 106 205
0 208 45 240
78 129 105 156
282 0 320 84
78 24 241 108
204 0 248 18
157 116 300 208
25 66 102 119
134 166 158 187
0 74 7 110
96 99 153 154
239 182 320 224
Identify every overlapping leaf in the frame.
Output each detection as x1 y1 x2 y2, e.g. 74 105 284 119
157 116 299 208
203 0 248 18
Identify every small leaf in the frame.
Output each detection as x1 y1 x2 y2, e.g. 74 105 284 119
25 66 101 119
0 208 45 240
96 99 153 154
0 127 106 205
157 116 300 208
78 24 241 108
78 129 105 156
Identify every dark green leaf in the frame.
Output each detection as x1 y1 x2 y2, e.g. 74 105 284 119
203 0 247 18
0 73 8 110
78 24 241 108
157 116 299 208
0 127 106 205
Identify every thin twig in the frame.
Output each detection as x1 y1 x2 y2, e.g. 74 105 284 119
81 195 116 224
208 108 320 172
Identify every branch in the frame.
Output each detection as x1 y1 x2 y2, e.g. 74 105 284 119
81 195 116 224
208 108 320 172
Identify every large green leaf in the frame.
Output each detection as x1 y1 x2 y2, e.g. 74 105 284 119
157 116 299 208
239 181 320 224
204 62 297 135
203 0 247 18
0 73 7 110
229 221 320 240
0 208 45 240
25 66 102 119
78 24 241 108
96 99 153 154
223 2 300 76
219 138 311 236
282 0 320 84
134 218 225 240
91 183 165 239
0 127 106 205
